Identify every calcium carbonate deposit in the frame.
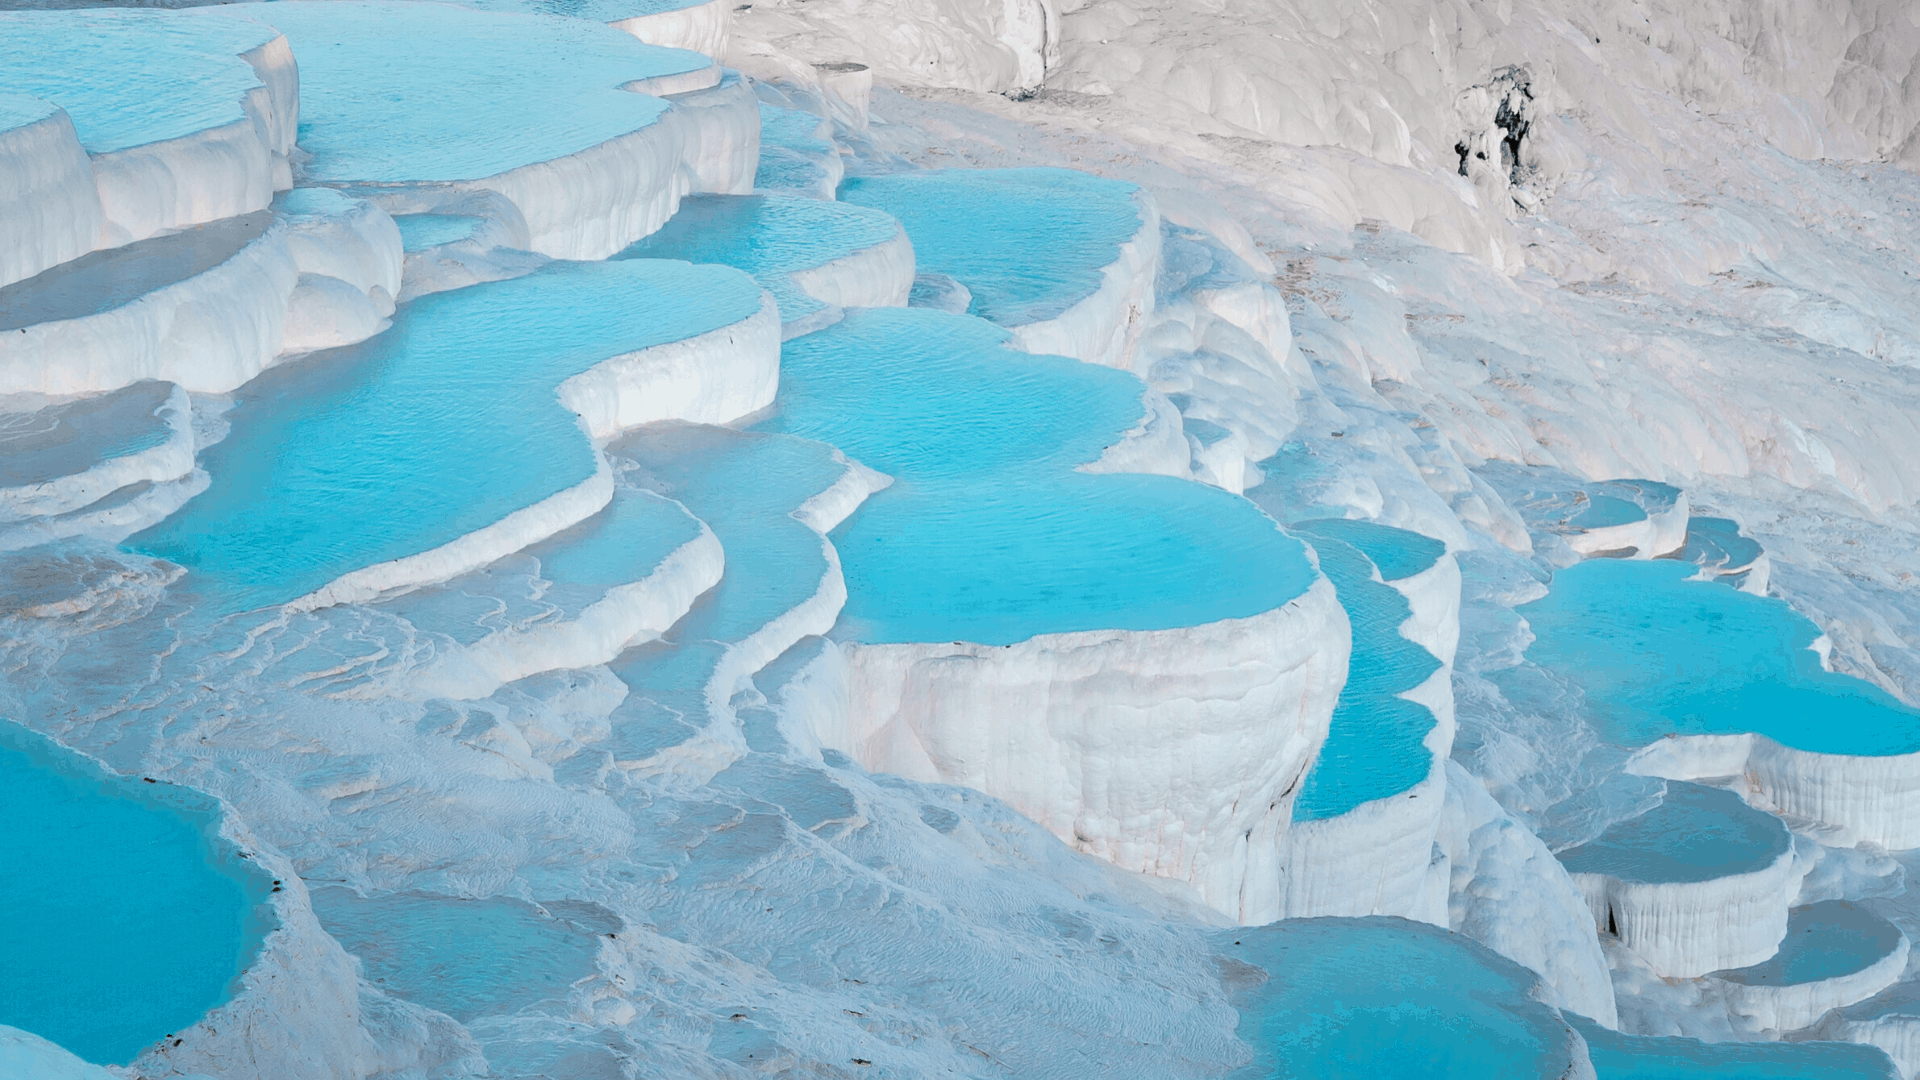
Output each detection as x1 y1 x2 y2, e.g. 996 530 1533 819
7 0 1920 1076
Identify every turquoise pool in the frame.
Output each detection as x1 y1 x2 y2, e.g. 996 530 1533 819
760 307 1316 646
1511 559 1920 756
0 721 273 1065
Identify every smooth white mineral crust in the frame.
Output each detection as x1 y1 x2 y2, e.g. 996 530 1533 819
0 98 103 291
1008 190 1162 372
610 0 734 58
786 226 917 311
1437 760 1620 1028
662 73 762 197
823 574 1350 925
0 1026 117 1080
1564 490 1691 559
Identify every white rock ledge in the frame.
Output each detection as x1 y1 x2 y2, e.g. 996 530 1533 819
1710 903 1908 1036
0 98 102 291
821 574 1350 925
609 0 733 58
1008 189 1162 372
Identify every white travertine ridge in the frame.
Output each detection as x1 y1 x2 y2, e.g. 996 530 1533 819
611 0 734 58
1007 190 1162 372
0 98 102 291
825 575 1350 925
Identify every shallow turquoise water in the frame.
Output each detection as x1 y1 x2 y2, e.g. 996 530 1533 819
606 425 849 759
127 259 762 612
0 721 273 1065
1557 783 1789 885
1572 1016 1897 1078
1682 516 1764 571
616 194 901 324
1715 901 1903 986
243 1 705 182
0 9 277 153
534 487 704 610
1290 524 1441 821
0 91 57 132
839 168 1141 327
393 213 484 252
1512 559 1920 755
761 307 1315 646
1219 917 1582 1080
1573 494 1646 529
754 105 835 194
1293 518 1445 582
309 888 609 1021
0 381 176 488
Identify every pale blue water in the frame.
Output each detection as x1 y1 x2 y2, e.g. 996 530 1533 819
760 308 1315 646
534 487 704 611
127 259 763 612
1714 901 1903 986
0 9 277 152
838 168 1141 327
1218 917 1583 1079
0 211 273 331
393 214 484 252
1290 523 1442 821
308 888 611 1021
1511 559 1920 755
605 425 849 759
1572 1016 1897 1079
1557 783 1789 885
243 1 706 182
615 194 901 325
0 721 273 1065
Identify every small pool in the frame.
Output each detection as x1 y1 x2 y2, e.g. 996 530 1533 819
127 259 762 612
0 721 273 1066
1713 901 1904 987
1510 559 1920 756
838 168 1142 328
759 307 1316 646
605 424 850 759
234 1 707 183
1557 783 1789 885
1571 1015 1897 1079
615 194 901 325
1289 521 1442 821
392 213 485 253
309 888 611 1022
0 381 178 492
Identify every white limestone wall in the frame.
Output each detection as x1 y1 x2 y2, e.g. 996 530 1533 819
1009 190 1161 372
1713 934 1908 1036
91 30 299 247
1568 845 1804 979
0 99 103 290
0 194 401 397
1812 1010 1920 1079
826 575 1350 926
1627 734 1920 852
665 73 761 197
610 0 733 59
294 294 780 612
0 1026 117 1080
1439 760 1619 1027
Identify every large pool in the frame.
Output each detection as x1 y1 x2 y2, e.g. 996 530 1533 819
838 168 1142 328
127 259 762 612
0 721 273 1066
760 307 1316 646
1511 559 1920 756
